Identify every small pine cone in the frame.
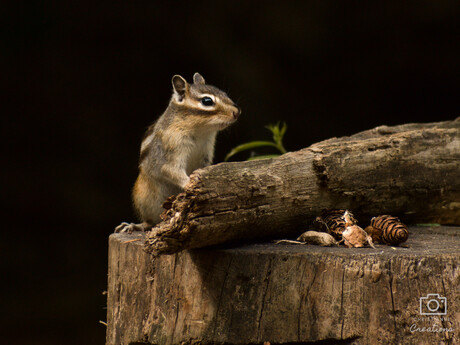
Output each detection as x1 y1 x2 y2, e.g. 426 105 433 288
370 215 409 245
313 209 358 240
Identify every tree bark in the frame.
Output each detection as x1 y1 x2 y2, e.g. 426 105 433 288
145 119 460 256
107 227 460 345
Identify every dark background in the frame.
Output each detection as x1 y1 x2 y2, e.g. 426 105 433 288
2 1 459 344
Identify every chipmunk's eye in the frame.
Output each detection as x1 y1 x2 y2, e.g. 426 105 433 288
200 97 214 106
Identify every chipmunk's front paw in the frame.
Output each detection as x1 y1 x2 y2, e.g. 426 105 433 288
114 222 135 233
114 222 151 233
180 176 191 190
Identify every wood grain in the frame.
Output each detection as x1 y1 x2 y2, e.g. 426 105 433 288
107 227 460 345
145 119 460 256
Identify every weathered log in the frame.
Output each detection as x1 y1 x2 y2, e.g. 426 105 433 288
107 227 460 345
144 119 460 256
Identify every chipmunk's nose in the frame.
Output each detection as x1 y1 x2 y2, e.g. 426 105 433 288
233 105 241 119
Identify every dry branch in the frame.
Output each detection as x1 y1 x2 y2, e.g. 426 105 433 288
145 119 460 256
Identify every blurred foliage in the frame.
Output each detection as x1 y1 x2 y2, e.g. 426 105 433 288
225 122 288 161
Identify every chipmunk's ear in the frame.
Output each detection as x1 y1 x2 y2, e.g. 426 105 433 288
193 72 205 85
172 75 188 101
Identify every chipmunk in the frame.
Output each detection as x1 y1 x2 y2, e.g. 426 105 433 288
115 73 241 233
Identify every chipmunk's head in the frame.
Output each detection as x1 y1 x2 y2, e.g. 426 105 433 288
170 73 241 131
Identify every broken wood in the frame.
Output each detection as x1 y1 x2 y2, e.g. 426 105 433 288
107 227 460 345
145 119 460 256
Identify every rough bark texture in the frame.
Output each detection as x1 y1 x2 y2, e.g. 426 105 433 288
107 227 460 345
145 119 460 256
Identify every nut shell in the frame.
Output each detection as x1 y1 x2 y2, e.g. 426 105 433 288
297 231 338 247
313 209 358 240
342 225 374 248
364 225 383 243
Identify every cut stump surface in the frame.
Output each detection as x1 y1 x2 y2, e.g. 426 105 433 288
107 226 459 345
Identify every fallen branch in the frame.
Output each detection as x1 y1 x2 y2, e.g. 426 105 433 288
145 119 460 256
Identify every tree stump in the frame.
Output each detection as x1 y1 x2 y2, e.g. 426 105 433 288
107 226 460 345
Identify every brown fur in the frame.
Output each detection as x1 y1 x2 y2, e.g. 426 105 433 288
115 72 240 233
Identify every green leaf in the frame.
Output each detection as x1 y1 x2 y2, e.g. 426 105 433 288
275 123 287 153
415 223 441 227
279 121 287 138
224 141 279 161
225 120 289 162
265 122 280 140
247 154 280 161
264 121 287 154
